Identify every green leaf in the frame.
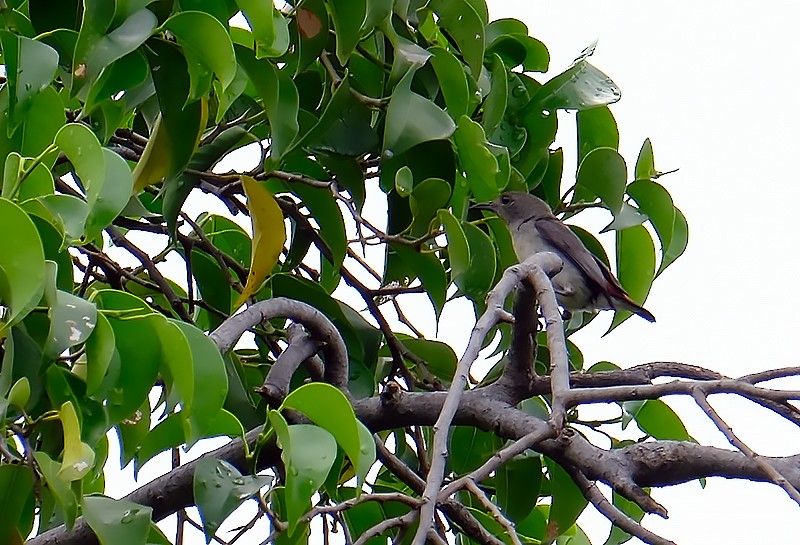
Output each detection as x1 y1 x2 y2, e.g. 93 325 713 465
394 165 414 197
448 426 501 474
574 147 626 215
429 46 470 119
485 18 549 72
577 106 618 164
401 337 457 383
281 383 369 484
0 198 46 334
635 138 657 180
92 291 161 422
0 464 34 542
531 42 620 111
482 55 508 137
73 8 158 96
608 225 656 332
409 176 451 236
295 0 329 73
43 263 97 359
627 178 675 260
173 320 229 441
133 40 208 192
0 31 59 132
270 412 337 531
136 413 185 470
387 244 447 318
496 454 542 523
33 452 78 530
438 209 470 283
453 116 500 201
82 496 152 545
194 458 273 542
83 50 149 115
600 201 648 233
659 206 688 276
546 460 588 538
328 0 366 63
384 69 456 157
84 312 117 398
22 195 89 248
604 490 645 545
457 221 496 301
162 11 236 101
623 399 691 441
235 45 299 161
428 0 485 81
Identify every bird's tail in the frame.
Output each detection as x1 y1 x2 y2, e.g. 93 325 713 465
614 296 656 322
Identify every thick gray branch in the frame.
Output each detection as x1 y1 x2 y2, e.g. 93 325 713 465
210 297 349 390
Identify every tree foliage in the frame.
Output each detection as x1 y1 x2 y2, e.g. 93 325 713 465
1 2 794 545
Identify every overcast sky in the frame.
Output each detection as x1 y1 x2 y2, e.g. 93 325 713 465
483 1 800 543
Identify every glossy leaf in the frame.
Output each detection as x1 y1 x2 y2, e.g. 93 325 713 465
194 458 273 541
659 207 688 276
409 176 451 236
0 31 59 131
44 264 97 359
162 11 236 101
428 0 484 81
73 8 158 96
387 244 447 317
600 201 648 233
574 147 626 215
22 195 89 247
401 337 457 383
624 399 691 441
384 70 455 157
234 176 285 308
33 452 78 529
496 454 542 523
627 178 675 261
0 198 46 334
269 411 337 531
83 50 149 115
482 55 508 137
457 221 496 301
328 0 366 63
576 106 618 163
133 40 208 192
449 426 501 474
82 496 152 545
173 320 229 440
453 116 500 201
547 460 588 538
0 464 34 543
485 18 549 72
235 45 299 161
429 46 470 119
438 209 470 283
281 382 370 483
635 138 657 180
531 42 620 111
58 401 96 481
296 0 329 73
608 224 656 331
136 413 185 470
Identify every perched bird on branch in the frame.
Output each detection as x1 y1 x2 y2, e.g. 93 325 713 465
474 191 655 322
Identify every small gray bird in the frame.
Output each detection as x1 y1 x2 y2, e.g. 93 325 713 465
474 191 655 322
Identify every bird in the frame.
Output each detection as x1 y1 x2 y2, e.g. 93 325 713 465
473 191 655 322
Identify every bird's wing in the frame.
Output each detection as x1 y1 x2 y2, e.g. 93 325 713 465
534 217 626 297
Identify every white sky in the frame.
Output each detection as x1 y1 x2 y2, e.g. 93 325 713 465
483 1 800 543
101 2 800 544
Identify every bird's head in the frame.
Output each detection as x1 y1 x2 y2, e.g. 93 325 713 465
473 192 554 225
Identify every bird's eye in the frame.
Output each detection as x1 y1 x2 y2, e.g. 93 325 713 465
500 195 512 205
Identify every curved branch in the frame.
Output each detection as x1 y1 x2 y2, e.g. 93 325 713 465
210 297 349 391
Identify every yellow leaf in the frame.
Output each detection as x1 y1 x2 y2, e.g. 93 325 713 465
57 401 95 482
132 97 209 193
234 176 286 308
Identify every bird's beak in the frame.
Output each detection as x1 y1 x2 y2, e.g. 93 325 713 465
471 201 495 212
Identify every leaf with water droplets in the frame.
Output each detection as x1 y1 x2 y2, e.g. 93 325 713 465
193 458 273 542
529 42 620 112
82 496 152 545
43 261 97 359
